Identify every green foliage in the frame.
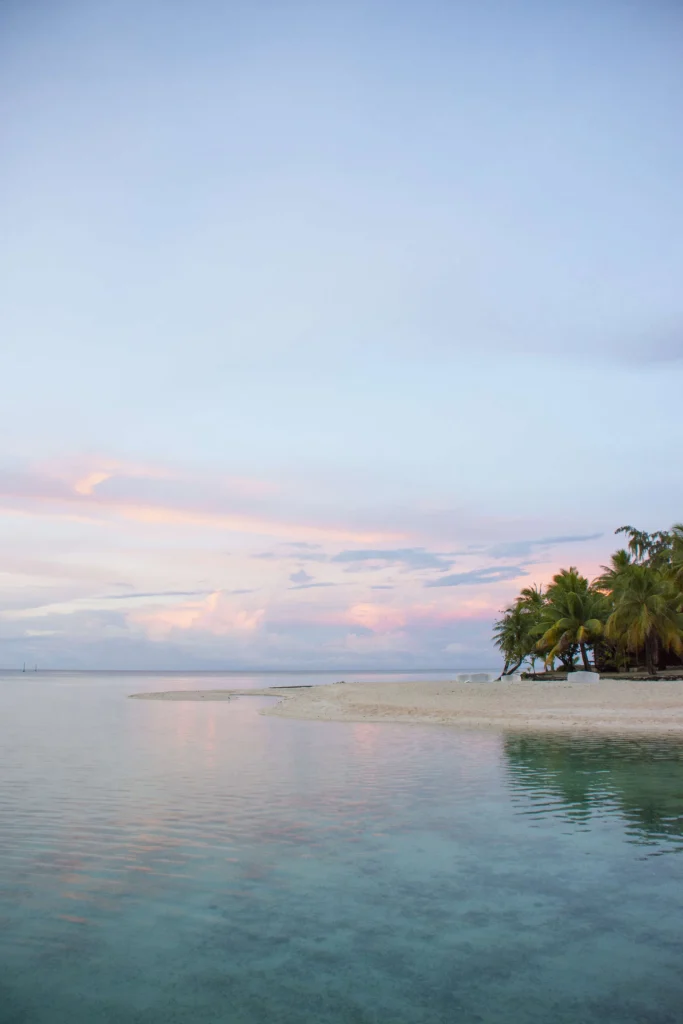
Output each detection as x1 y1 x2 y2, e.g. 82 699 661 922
493 585 546 677
493 522 683 676
670 524 683 590
534 570 608 671
593 549 631 593
615 525 673 565
605 565 683 675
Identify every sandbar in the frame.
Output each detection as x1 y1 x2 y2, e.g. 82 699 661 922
130 678 683 735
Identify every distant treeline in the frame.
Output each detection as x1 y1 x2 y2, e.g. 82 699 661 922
493 524 683 676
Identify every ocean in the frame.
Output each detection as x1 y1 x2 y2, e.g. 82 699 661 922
1 670 682 1023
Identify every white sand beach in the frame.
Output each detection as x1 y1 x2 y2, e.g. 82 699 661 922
130 678 683 735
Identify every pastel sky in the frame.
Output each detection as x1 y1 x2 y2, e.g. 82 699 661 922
1 0 682 669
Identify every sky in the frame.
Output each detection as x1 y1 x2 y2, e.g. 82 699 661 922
1 0 682 670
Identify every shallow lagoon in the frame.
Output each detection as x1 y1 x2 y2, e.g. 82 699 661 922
1 671 682 1023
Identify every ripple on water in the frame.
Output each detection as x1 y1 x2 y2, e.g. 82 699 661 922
0 673 682 1023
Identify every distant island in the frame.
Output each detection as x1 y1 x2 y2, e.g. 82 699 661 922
494 523 683 677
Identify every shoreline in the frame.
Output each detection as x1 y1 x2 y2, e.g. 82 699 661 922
129 678 683 736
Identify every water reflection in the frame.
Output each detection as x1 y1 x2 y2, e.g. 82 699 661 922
3 674 683 1023
504 733 683 850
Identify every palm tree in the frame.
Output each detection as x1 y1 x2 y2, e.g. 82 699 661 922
546 567 586 594
593 549 631 593
517 584 545 614
606 565 683 675
615 525 673 566
493 587 547 677
668 523 683 591
494 521 683 674
493 603 530 677
535 570 608 672
516 584 546 673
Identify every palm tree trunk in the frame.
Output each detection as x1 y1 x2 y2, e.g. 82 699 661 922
579 642 591 672
502 657 524 677
645 635 656 676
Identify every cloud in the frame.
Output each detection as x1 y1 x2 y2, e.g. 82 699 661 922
103 589 212 600
344 600 494 633
540 533 603 545
425 566 528 587
0 460 405 544
287 569 339 590
289 582 338 590
253 547 329 562
113 504 392 543
0 554 108 583
487 533 602 559
73 471 112 496
132 591 265 640
3 596 501 670
332 547 454 572
289 570 314 585
0 584 99 616
347 604 408 632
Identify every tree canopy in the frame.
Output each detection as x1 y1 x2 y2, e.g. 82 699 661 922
493 523 683 676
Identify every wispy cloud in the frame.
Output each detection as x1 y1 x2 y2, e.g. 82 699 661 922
344 599 500 633
0 460 405 544
332 547 454 572
103 589 212 600
253 547 329 562
287 568 338 590
0 458 616 668
488 533 602 559
289 582 338 590
73 471 113 496
289 570 313 585
113 504 393 543
425 566 528 587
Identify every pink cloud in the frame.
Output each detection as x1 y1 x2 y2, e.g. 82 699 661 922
342 631 410 654
73 471 113 496
346 603 408 631
343 599 498 634
114 504 398 543
0 459 405 544
132 590 265 640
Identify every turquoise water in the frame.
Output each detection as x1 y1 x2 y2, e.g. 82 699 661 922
1 672 682 1023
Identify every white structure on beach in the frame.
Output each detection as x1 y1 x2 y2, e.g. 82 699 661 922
567 671 600 683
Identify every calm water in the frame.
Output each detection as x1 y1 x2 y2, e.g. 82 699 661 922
1 671 682 1024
